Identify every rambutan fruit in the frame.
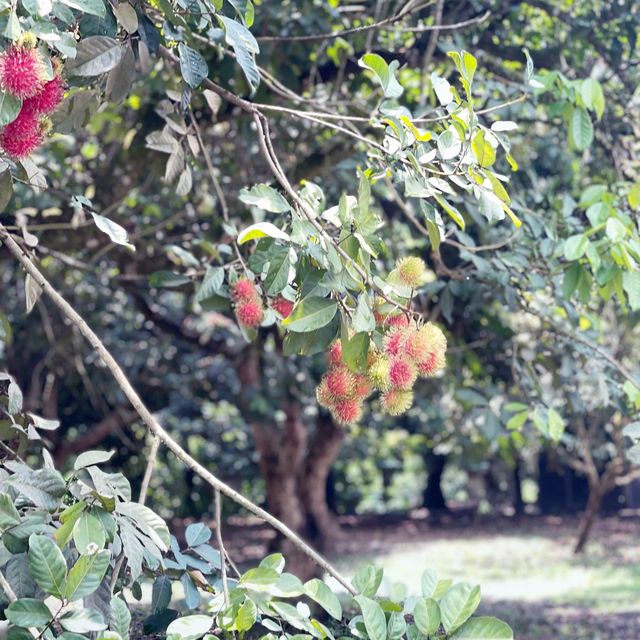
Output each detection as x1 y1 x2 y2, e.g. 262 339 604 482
353 373 372 399
271 296 294 319
0 42 46 99
327 341 343 368
316 379 334 409
23 74 65 115
381 389 414 416
396 256 426 288
332 398 363 425
415 323 447 376
0 110 43 159
403 327 431 361
388 314 410 328
235 298 263 327
383 328 406 356
325 366 354 398
231 277 259 302
388 358 417 389
367 354 391 390
417 350 446 376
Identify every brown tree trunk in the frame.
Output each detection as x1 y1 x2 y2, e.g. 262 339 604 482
300 415 345 548
574 485 603 553
423 451 448 512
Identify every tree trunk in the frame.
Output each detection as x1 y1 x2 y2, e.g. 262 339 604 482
300 415 345 548
423 451 448 512
574 485 603 553
513 459 524 515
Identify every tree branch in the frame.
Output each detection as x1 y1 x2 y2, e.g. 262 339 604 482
0 224 357 595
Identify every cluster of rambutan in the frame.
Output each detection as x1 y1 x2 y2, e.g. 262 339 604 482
0 35 65 160
230 277 294 328
316 341 373 424
316 316 447 425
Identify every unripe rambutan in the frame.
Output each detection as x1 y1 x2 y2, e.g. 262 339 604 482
23 74 65 115
403 327 431 361
353 373 372 399
415 323 447 376
271 296 294 319
0 42 46 99
332 398 363 425
0 111 43 159
327 341 343 368
367 354 391 390
396 256 426 288
381 389 414 416
232 277 259 302
325 366 354 398
316 379 334 409
388 358 417 389
235 298 263 327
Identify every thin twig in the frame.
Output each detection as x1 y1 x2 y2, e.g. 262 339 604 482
214 489 229 605
138 434 160 505
0 225 357 595
400 10 490 32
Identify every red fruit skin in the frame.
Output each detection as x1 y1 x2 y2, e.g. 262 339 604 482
332 398 362 424
327 341 343 368
325 366 352 397
23 75 65 115
272 297 294 318
0 45 45 99
0 110 43 159
388 358 416 389
353 374 372 399
384 329 405 356
388 314 410 328
232 278 258 302
235 299 263 327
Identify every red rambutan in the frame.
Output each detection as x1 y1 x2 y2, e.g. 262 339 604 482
235 298 263 327
388 314 410 328
0 110 43 159
417 350 446 376
0 43 46 99
325 366 354 398
23 75 65 115
327 341 343 368
383 328 406 356
271 296 294 319
316 379 334 409
332 398 363 425
232 277 259 302
388 358 417 389
353 373 372 399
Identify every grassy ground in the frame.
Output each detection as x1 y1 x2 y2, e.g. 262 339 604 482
330 513 640 639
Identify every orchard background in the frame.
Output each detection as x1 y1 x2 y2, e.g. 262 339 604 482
0 1 639 639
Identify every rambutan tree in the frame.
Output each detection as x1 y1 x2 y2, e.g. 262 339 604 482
0 0 638 638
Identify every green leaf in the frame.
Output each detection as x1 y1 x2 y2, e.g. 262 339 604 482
60 0 105 16
185 523 211 547
506 411 528 430
67 36 123 76
264 249 291 294
628 182 640 210
196 267 224 302
0 90 21 126
353 565 383 597
236 599 257 632
282 297 338 332
73 512 106 553
91 212 134 249
606 218 627 242
240 566 280 589
6 599 52 627
570 106 593 151
434 194 465 230
166 615 214 640
148 271 191 288
59 608 107 633
110 595 132 639
152 575 173 613
413 598 441 636
440 583 481 633
73 450 115 470
65 549 110 600
580 78 605 120
471 130 496 168
450 616 513 639
217 15 260 92
238 222 290 244
342 332 370 371
352 294 376 333
563 234 588 261
387 611 407 639
623 271 640 310
358 53 403 98
0 492 21 530
547 408 565 441
304 579 342 620
355 595 387 640
239 184 291 213
178 43 208 88
28 534 67 598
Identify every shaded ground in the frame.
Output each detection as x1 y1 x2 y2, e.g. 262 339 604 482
220 511 640 639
